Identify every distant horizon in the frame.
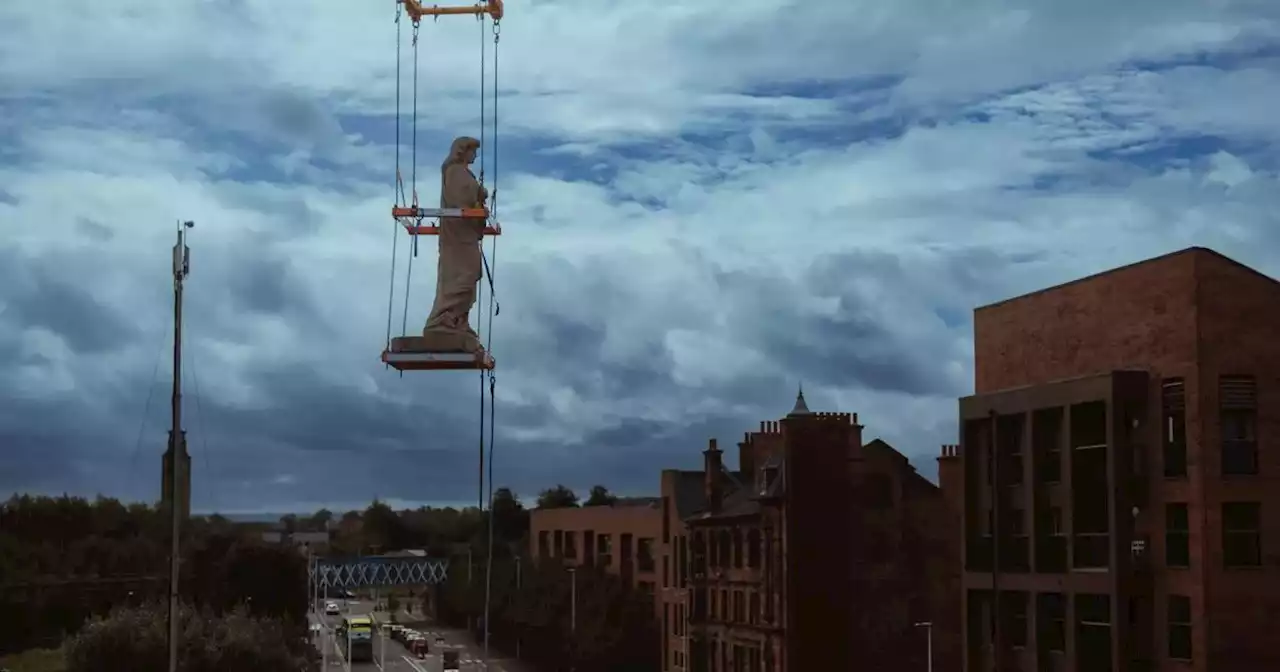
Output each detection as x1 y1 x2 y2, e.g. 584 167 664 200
203 500 483 521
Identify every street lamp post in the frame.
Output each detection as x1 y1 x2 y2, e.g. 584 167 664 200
515 556 523 660
321 583 329 670
568 567 578 672
914 621 933 672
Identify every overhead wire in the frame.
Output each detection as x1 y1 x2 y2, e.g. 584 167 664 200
127 329 167 496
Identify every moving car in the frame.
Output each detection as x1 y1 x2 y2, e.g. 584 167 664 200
406 633 429 657
325 602 340 615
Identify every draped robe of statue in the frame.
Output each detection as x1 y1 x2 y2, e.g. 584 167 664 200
420 136 487 353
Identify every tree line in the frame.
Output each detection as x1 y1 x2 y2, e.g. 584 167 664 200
1 484 657 671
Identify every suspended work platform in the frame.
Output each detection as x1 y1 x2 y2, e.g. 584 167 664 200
392 206 502 236
382 336 496 371
401 0 504 22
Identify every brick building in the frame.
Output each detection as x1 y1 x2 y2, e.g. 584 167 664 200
955 247 1280 671
529 500 662 610
659 392 960 672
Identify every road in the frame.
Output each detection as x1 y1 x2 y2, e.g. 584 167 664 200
310 598 527 672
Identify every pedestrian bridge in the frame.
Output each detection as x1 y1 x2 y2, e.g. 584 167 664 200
309 553 450 590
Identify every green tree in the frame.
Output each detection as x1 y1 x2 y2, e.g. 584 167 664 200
64 601 315 672
536 485 579 509
361 499 409 553
307 508 333 532
583 485 617 507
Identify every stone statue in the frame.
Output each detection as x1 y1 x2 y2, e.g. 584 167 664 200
420 136 489 353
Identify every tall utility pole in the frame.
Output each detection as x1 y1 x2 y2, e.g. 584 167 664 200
167 220 193 672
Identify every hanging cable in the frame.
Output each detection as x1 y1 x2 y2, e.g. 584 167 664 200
480 13 502 665
127 330 167 494
476 6 488 517
478 12 487 187
385 2 404 355
400 18 422 345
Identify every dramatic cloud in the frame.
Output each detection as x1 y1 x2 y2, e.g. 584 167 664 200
2 0 1279 513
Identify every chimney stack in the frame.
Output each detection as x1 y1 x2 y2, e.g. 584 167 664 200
704 438 723 513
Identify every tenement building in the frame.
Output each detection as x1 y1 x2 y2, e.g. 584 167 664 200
957 247 1280 672
660 391 959 672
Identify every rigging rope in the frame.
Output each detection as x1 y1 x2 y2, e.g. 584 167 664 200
385 3 404 355
400 18 422 346
477 10 488 520
481 13 501 665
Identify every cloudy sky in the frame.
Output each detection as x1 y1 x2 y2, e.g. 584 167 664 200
2 0 1278 515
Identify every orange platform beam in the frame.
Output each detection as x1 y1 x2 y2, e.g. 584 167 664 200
382 349 496 371
392 206 489 219
400 222 502 236
402 0 503 22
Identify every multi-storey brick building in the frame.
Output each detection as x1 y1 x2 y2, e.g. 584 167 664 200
529 500 662 610
956 247 1280 672
659 392 960 672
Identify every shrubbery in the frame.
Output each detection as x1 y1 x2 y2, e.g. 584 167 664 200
64 601 316 672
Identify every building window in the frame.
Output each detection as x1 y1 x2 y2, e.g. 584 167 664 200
638 538 656 573
554 530 564 556
663 604 670 669
718 529 731 569
537 530 549 558
597 533 613 567
749 591 759 625
663 554 670 587
564 531 578 560
693 587 707 622
1037 592 1065 652
663 496 671 543
1034 407 1063 483
1049 507 1063 536
747 529 761 569
1222 502 1262 568
678 535 688 586
1163 378 1187 477
693 530 707 576
1003 591 1028 648
732 529 744 568
1165 503 1190 567
1220 375 1258 476
1168 595 1192 660
1002 415 1025 485
638 581 655 602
